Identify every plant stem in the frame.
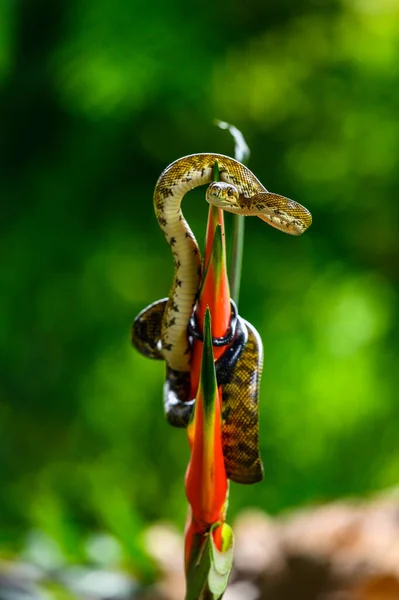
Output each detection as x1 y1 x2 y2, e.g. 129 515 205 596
215 121 250 306
213 159 220 182
229 214 245 306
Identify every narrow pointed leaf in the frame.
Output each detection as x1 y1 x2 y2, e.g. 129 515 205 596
215 120 251 305
215 120 250 164
185 309 227 527
185 528 211 600
201 309 218 410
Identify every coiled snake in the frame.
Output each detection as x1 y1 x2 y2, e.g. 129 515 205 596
132 153 312 483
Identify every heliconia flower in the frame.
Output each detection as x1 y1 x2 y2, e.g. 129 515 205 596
184 198 234 599
185 308 227 528
184 306 234 599
189 203 231 402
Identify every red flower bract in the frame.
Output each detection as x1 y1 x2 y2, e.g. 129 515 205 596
184 205 232 573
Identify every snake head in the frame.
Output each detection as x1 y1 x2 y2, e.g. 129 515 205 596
206 182 240 212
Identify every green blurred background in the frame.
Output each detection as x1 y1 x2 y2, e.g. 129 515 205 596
1 0 399 572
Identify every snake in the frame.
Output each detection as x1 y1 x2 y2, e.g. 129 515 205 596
131 153 312 484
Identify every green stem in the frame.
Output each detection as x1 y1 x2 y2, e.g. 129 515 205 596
215 120 250 306
213 159 220 182
230 214 245 306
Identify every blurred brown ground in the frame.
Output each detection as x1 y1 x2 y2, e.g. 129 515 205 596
145 490 399 600
2 491 399 599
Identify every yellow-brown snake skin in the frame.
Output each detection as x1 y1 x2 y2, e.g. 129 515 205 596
132 153 312 484
133 299 264 483
153 153 311 373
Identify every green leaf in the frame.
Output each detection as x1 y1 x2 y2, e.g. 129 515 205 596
185 523 234 600
215 120 250 165
200 308 217 417
185 534 212 600
213 159 220 182
214 120 250 305
207 524 234 599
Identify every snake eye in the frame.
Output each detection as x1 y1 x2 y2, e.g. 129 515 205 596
227 188 234 197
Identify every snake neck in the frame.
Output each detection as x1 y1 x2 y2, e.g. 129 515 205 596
154 182 204 373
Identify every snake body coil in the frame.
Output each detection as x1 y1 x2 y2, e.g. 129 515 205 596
132 298 264 483
154 153 311 373
132 153 312 484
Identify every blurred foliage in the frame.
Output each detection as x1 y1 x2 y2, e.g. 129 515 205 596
1 0 399 576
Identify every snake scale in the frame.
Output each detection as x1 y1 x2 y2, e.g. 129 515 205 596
131 153 312 484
